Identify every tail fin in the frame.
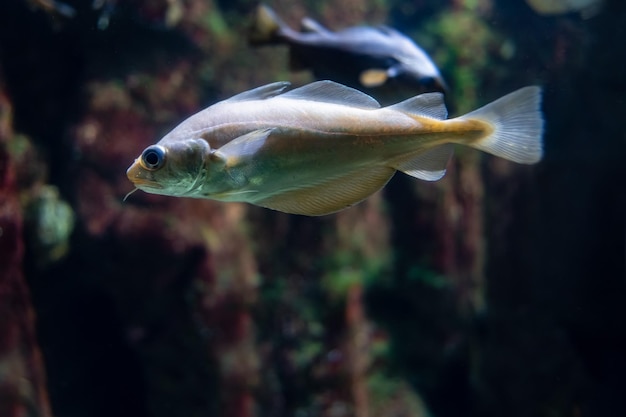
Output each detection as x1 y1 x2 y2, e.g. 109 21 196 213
248 4 287 45
459 86 544 164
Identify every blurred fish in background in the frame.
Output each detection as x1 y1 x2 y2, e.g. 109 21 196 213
526 0 604 17
92 0 117 30
26 0 76 19
26 0 121 29
247 3 446 98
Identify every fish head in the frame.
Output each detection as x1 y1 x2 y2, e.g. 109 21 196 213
126 138 211 197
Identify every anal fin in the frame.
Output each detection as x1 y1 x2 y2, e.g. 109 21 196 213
391 144 453 181
256 166 395 216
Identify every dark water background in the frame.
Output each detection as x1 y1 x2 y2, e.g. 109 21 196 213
0 1 624 417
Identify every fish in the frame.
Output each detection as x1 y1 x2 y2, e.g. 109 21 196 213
525 0 604 17
126 80 543 216
92 0 117 30
247 4 446 95
27 0 76 19
26 0 118 29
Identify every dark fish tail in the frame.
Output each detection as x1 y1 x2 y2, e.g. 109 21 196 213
248 4 289 45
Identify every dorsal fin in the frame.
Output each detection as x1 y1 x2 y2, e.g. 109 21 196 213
374 25 399 36
281 80 380 109
300 17 330 34
389 92 448 119
223 81 291 103
377 25 412 42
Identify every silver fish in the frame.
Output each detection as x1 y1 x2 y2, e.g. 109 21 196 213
126 81 543 216
526 0 604 17
248 4 446 93
27 0 76 18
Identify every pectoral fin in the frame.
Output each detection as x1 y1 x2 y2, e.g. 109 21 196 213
213 128 274 166
257 166 395 216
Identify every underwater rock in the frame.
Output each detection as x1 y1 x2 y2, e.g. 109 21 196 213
69 73 262 416
23 185 75 268
3 116 75 268
7 1 623 417
0 77 52 417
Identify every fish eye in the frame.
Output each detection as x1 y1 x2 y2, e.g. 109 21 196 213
140 146 166 171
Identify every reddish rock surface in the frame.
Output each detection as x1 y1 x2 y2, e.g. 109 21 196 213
0 82 52 417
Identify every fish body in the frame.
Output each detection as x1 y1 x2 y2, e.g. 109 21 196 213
127 80 543 216
248 4 446 94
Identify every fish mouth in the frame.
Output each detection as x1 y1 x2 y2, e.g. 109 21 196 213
129 179 164 190
126 162 164 190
